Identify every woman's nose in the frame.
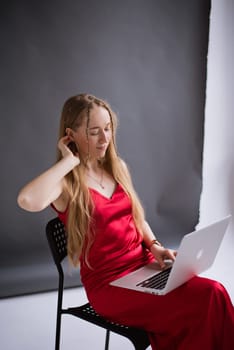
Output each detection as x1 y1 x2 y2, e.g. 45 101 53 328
99 130 107 143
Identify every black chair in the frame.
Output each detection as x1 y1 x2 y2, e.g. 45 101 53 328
46 217 150 350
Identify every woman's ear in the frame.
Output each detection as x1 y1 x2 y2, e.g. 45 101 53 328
65 127 74 140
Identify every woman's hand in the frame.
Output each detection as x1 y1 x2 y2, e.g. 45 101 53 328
58 136 80 165
150 244 177 269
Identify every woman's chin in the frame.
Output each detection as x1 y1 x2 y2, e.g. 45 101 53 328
97 152 106 161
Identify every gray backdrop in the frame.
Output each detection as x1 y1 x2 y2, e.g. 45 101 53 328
0 0 210 298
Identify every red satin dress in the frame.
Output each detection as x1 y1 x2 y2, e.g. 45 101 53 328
53 184 234 350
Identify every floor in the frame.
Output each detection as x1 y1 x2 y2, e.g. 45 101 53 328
1 235 233 350
0 286 145 350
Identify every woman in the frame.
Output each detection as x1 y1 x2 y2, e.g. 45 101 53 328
17 93 234 350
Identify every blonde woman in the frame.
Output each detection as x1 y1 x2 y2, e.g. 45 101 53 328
18 94 234 350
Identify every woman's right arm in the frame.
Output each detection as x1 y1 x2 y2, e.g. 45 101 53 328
17 136 80 212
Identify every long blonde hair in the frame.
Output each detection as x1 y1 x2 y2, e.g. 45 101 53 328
57 93 145 266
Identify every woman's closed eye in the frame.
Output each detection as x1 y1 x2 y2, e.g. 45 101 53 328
89 129 99 136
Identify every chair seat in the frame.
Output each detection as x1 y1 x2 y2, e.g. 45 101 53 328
63 302 150 348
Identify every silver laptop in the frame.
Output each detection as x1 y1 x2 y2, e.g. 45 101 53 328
110 215 231 295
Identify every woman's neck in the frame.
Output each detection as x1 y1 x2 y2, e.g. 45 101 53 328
85 160 103 172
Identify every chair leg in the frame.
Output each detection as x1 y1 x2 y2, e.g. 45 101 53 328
104 329 110 350
55 312 62 350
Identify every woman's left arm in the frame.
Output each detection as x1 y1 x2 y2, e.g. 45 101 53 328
142 221 177 269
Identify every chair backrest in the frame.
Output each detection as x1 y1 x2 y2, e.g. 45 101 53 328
46 217 67 267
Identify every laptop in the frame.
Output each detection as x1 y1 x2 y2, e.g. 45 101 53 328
110 215 231 295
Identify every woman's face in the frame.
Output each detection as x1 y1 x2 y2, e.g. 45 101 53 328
70 105 112 161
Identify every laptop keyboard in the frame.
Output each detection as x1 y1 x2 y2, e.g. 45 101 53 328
136 266 172 290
